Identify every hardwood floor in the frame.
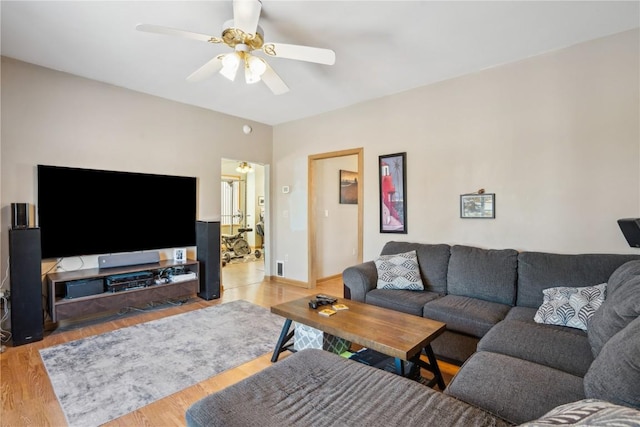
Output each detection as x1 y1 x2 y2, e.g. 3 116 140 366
1 270 458 427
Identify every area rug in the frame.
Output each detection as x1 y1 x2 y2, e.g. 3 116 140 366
39 299 285 427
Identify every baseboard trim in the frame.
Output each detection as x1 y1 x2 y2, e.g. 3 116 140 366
317 273 341 284
266 275 310 288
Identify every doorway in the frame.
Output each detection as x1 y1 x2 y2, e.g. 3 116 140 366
308 148 364 288
221 158 265 289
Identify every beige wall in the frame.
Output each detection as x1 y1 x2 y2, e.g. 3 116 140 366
274 29 640 282
0 57 272 273
1 29 639 286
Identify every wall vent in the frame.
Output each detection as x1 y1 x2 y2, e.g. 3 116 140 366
276 261 284 277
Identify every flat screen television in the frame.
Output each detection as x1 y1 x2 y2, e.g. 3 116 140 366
37 165 197 259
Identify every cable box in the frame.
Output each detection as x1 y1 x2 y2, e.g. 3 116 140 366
106 271 153 284
106 271 154 292
106 278 154 293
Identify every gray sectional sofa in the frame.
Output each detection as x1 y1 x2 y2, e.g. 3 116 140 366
343 242 639 364
186 243 640 426
342 242 640 423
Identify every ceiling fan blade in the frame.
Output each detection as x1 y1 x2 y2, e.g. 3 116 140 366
187 55 224 82
136 23 222 44
261 62 289 95
233 0 262 35
262 43 335 65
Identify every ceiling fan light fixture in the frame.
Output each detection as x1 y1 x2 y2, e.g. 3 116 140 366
220 52 241 81
245 54 266 84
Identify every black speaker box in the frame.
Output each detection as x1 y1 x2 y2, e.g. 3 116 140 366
11 203 29 229
618 218 640 248
196 221 221 300
65 278 105 299
9 228 44 346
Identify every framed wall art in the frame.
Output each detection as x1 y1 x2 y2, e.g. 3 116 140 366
339 170 358 204
460 193 495 218
173 247 187 263
379 152 407 233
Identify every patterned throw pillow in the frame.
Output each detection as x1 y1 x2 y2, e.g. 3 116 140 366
533 283 606 331
374 250 424 290
518 398 640 426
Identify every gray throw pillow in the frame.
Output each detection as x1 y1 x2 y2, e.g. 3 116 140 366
374 250 424 290
584 315 640 409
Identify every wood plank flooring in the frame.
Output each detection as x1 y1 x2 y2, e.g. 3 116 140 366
1 269 458 426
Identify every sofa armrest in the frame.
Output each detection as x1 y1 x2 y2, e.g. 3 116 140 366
342 261 377 301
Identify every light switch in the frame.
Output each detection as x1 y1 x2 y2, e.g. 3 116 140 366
324 210 329 217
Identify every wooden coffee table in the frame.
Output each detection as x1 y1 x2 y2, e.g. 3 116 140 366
270 295 447 389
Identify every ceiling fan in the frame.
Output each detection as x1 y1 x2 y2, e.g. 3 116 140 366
136 0 336 95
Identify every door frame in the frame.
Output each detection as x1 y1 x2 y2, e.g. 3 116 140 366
308 148 364 288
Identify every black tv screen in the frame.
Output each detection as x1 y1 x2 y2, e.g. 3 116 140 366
37 165 197 259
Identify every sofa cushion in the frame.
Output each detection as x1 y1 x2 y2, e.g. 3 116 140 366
505 307 587 336
381 242 451 294
516 252 640 308
445 352 585 425
423 295 510 337
584 315 640 408
533 283 606 331
366 289 440 316
477 320 592 377
374 250 423 290
519 399 640 427
588 275 640 357
186 349 512 427
447 245 518 306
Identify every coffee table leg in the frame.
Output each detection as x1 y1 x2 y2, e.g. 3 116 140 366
271 318 294 362
424 344 446 390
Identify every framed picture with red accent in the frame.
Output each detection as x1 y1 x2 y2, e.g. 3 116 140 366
379 152 407 233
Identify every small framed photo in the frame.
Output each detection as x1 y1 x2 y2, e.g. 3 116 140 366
460 193 495 218
174 248 187 263
339 170 358 204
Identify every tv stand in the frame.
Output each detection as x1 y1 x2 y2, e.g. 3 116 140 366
46 259 199 323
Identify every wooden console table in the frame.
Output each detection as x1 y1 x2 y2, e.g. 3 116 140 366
47 259 199 323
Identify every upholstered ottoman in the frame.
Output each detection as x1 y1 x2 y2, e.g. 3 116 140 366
186 349 510 427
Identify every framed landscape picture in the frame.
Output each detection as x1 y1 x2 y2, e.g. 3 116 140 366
379 152 407 233
339 170 358 204
460 193 495 218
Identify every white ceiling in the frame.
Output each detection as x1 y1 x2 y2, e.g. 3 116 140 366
2 1 638 126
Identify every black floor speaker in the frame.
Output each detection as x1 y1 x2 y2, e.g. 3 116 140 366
196 221 221 300
9 228 44 346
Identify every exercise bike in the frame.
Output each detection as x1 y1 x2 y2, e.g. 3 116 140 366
221 227 262 263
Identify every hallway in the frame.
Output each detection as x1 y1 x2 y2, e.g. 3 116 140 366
222 257 265 289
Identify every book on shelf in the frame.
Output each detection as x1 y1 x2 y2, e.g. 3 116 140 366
318 308 336 317
332 303 349 311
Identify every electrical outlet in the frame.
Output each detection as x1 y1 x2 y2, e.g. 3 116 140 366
284 254 289 262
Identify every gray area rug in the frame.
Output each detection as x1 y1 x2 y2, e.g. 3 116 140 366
40 300 285 427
